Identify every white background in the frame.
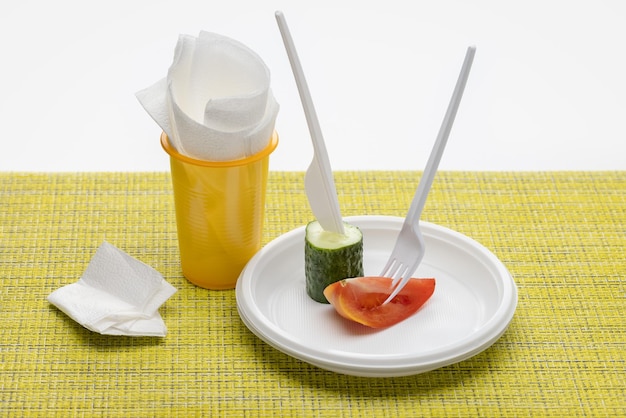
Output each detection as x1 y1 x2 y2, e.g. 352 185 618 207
1 0 625 172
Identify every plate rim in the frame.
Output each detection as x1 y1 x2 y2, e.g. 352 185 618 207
236 215 518 377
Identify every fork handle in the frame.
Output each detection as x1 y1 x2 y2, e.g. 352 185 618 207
405 46 476 226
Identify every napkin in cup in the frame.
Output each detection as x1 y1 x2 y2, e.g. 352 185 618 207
136 31 279 161
47 242 177 337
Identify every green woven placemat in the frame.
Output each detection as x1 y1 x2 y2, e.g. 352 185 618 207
1 171 624 417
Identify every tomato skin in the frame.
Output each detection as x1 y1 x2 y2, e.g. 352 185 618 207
323 277 435 328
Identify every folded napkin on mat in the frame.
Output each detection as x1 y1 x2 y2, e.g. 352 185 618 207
136 31 279 161
48 242 177 337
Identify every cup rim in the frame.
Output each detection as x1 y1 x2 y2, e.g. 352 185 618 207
161 131 278 168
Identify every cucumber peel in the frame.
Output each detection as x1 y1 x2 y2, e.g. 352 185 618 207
304 221 364 303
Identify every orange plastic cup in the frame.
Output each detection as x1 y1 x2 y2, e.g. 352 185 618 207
161 132 278 289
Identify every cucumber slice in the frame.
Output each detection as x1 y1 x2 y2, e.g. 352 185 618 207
304 220 364 303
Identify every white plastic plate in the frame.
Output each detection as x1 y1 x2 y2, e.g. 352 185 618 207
236 216 517 377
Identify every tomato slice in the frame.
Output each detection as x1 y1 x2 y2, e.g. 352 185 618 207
323 277 435 328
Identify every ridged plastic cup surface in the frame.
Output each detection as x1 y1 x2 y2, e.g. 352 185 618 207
161 132 278 289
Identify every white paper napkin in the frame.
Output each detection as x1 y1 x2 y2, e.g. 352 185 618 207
48 242 177 337
136 31 279 161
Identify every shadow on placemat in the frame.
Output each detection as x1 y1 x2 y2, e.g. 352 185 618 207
48 307 167 348
239 314 518 396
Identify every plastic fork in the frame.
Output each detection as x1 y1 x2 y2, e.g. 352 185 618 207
381 46 476 305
